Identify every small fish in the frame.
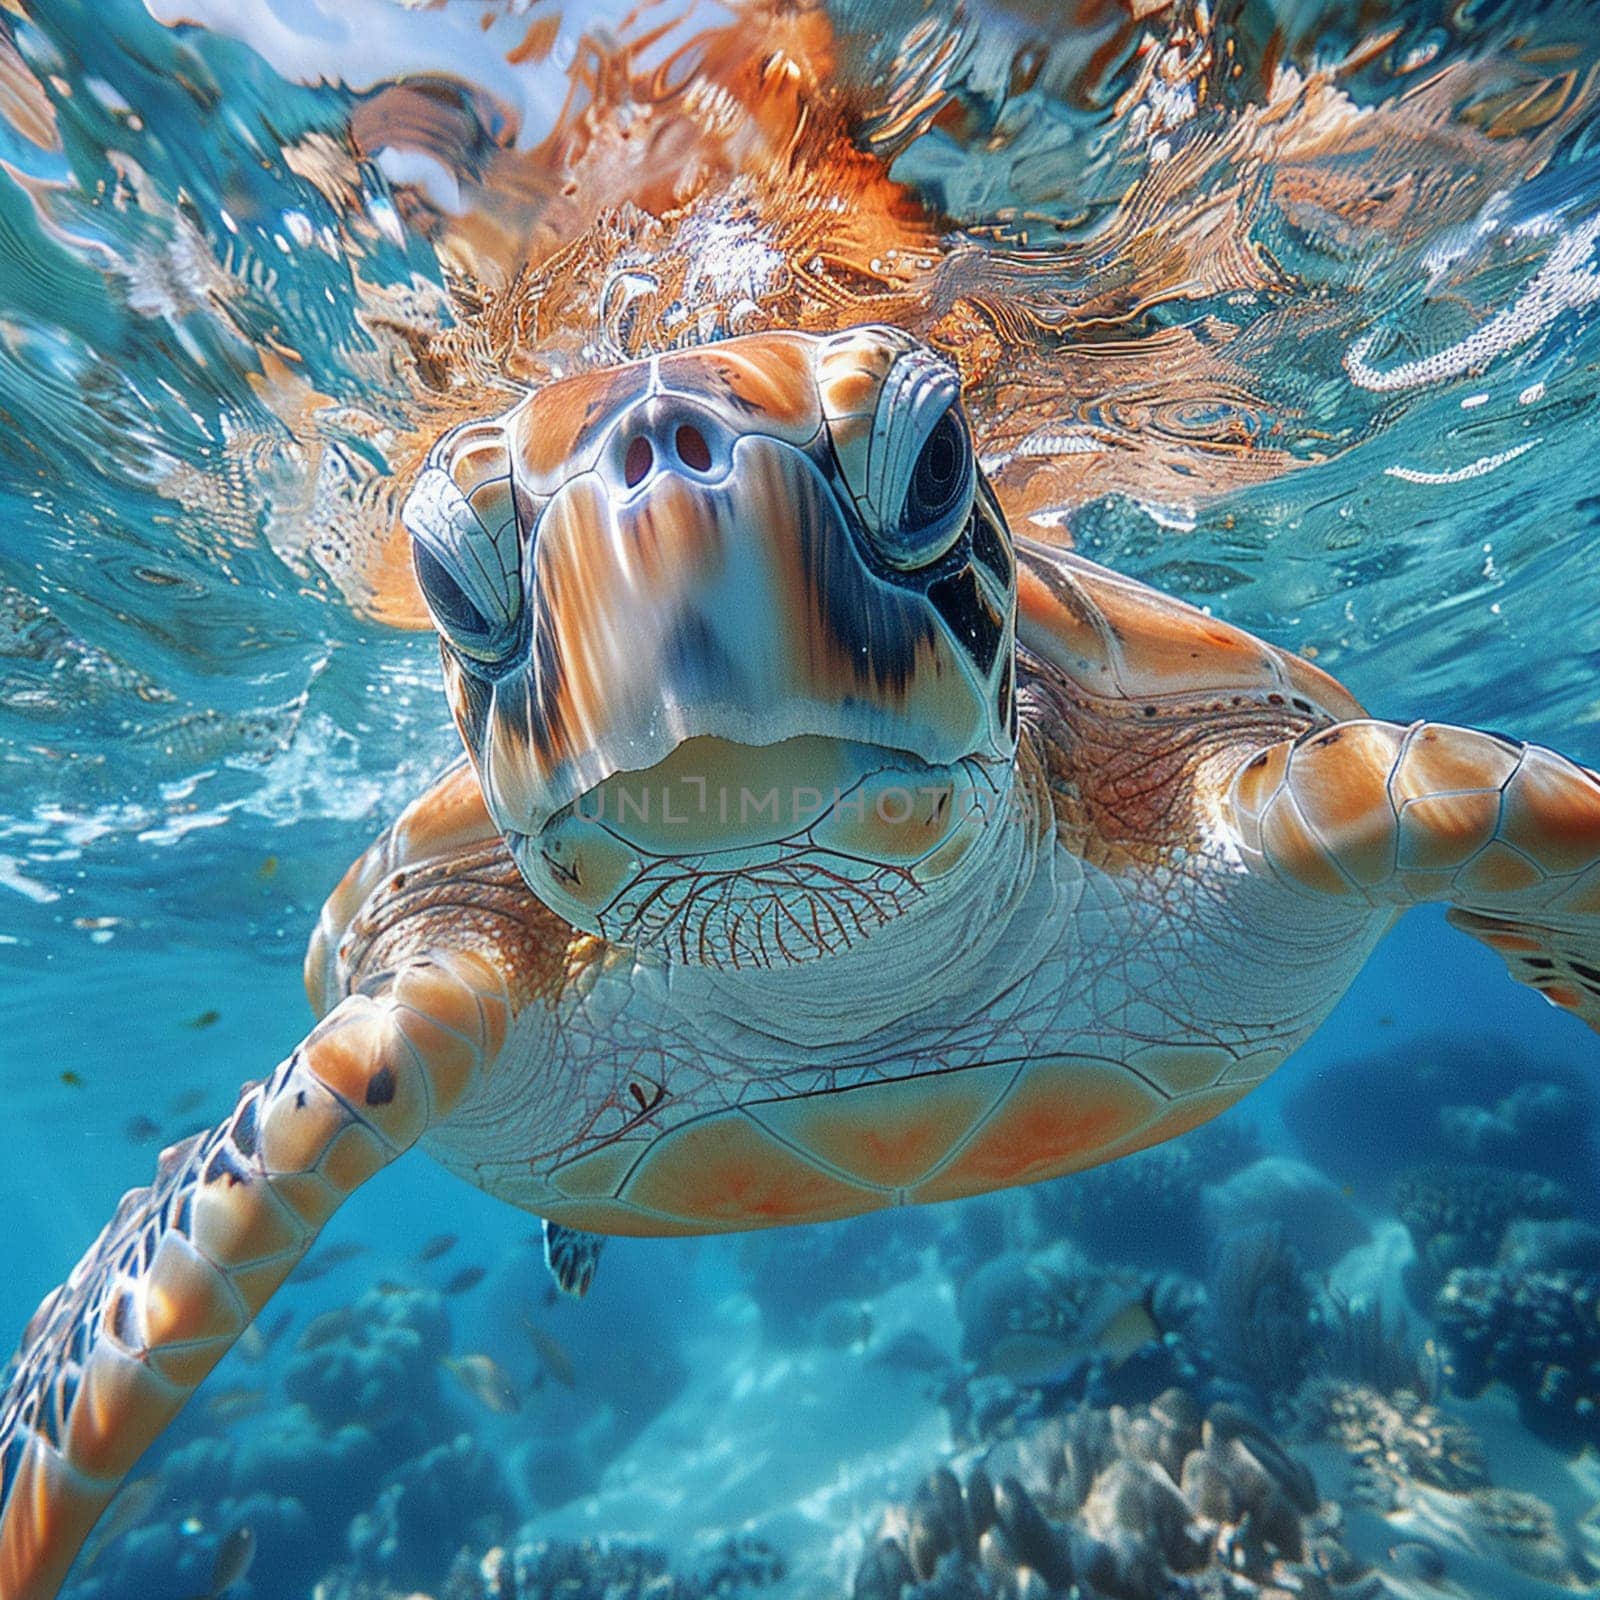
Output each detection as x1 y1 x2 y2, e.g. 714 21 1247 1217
295 1241 367 1282
1093 1295 1162 1364
235 1308 293 1363
444 1353 521 1414
296 1306 358 1352
984 1286 1162 1383
60 1071 83 1088
80 1476 159 1569
123 1114 161 1145
441 1264 486 1296
416 1231 458 1263
256 856 278 881
205 1387 267 1423
190 1525 255 1599
186 1010 221 1031
170 1087 208 1116
523 1318 577 1389
374 1279 416 1297
258 1307 294 1352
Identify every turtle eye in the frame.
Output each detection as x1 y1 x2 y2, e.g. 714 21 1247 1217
414 543 493 643
403 420 523 669
874 399 974 570
905 409 970 533
838 344 975 570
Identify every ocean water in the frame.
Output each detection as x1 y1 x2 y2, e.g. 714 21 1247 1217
2 1 1600 1597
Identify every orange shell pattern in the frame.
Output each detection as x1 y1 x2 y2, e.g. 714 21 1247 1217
533 1053 1259 1236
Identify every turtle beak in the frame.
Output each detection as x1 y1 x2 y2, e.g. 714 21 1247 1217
450 422 1006 840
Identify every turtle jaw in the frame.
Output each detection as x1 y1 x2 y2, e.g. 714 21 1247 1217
504 731 1011 970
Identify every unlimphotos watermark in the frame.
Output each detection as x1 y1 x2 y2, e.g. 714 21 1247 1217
574 778 958 829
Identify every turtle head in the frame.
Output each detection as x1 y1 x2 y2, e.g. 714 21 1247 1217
403 325 1019 969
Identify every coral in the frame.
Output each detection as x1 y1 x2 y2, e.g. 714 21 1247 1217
1299 1381 1586 1588
1313 1292 1439 1400
1205 1225 1315 1405
1297 1381 1486 1499
852 1389 1374 1600
1392 1164 1570 1304
67 1492 314 1600
1405 1482 1586 1588
347 1432 512 1587
1202 1158 1369 1273
1283 1035 1599 1196
165 1402 385 1519
1497 1217 1600 1272
951 1244 1206 1427
431 1534 784 1600
1038 1121 1261 1273
1448 1486 1580 1584
1435 1267 1600 1450
284 1285 452 1432
1438 1080 1591 1171
737 1206 936 1340
958 1244 1142 1373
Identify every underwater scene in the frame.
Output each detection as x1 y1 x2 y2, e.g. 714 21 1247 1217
4 0 1600 1596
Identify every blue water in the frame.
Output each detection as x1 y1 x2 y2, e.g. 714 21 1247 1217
4 1 1600 1596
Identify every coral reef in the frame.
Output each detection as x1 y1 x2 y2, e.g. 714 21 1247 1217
1297 1381 1486 1498
958 1245 1145 1374
64 1285 512 1600
1299 1379 1590 1587
950 1242 1205 1436
347 1433 510 1581
1498 1216 1600 1273
1283 1035 1599 1197
738 1207 937 1340
1435 1267 1600 1450
420 1534 782 1600
1202 1158 1369 1273
852 1389 1373 1600
1205 1225 1315 1405
1313 1293 1439 1400
1392 1164 1570 1304
285 1286 454 1431
1439 1081 1592 1172
1037 1122 1260 1274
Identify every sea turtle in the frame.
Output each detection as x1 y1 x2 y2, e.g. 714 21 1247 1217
5 320 1600 1597
8 11 1600 1596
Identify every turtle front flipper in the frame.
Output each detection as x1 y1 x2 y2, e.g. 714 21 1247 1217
1227 719 1600 1031
0 951 508 1600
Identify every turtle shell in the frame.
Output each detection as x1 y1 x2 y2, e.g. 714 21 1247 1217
532 1045 1278 1236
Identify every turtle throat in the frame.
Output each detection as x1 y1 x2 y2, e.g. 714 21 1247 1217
507 731 1034 972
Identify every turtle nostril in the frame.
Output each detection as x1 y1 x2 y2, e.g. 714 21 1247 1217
624 435 653 488
675 424 712 473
